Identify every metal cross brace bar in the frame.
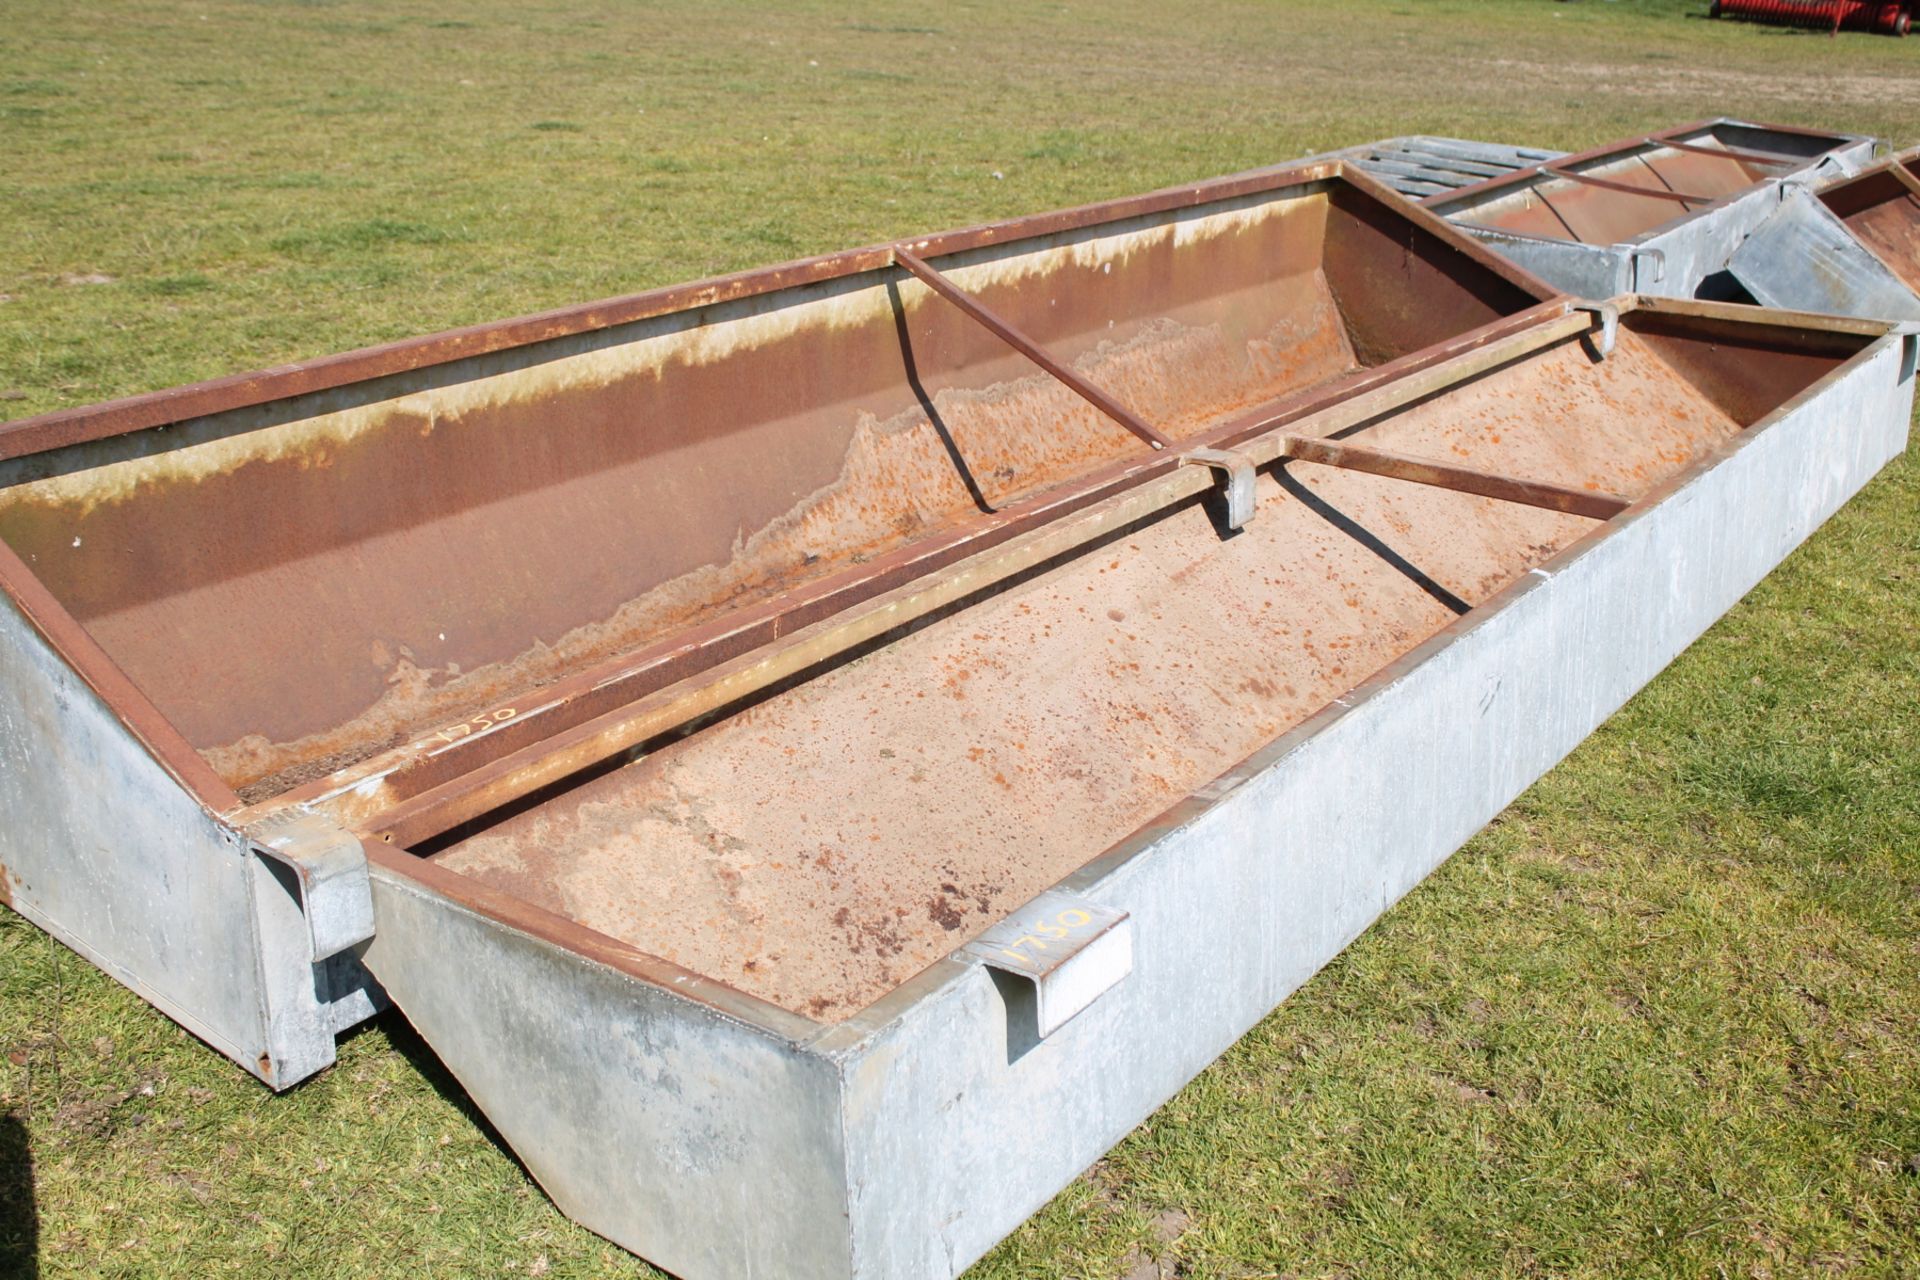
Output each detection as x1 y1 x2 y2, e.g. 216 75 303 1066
890 246 1173 450
1532 188 1584 241
1278 434 1632 520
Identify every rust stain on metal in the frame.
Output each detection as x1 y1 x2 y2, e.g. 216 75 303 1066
432 329 1747 1022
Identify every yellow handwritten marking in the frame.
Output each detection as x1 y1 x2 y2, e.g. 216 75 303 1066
993 910 1103 963
419 706 519 751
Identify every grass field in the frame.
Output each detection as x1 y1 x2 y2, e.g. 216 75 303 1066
3 0 1919 1276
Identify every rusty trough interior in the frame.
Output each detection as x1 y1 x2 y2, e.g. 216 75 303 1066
1431 122 1860 245
1818 150 1920 293
0 172 1538 809
0 166 1877 1026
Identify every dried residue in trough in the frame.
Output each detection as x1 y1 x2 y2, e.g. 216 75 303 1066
434 328 1751 1021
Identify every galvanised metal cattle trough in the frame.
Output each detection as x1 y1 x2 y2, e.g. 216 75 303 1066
1 160 1914 1278
1425 119 1877 300
1730 147 1920 321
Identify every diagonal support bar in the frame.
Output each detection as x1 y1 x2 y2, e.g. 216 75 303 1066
1533 187 1583 241
1280 434 1632 521
891 246 1172 450
1542 166 1712 207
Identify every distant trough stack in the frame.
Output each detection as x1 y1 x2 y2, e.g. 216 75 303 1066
1 117 1915 1278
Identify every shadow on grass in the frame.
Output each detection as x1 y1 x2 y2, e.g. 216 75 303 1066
357 1009 535 1184
0 1111 35 1277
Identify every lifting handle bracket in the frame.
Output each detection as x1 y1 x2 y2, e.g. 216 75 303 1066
1178 446 1258 529
249 811 375 963
962 890 1133 1040
1572 301 1618 358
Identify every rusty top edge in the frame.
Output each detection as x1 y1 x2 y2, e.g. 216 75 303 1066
1422 117 1866 211
0 157 1474 464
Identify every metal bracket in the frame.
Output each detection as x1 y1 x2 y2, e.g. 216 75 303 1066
962 891 1132 1039
249 811 375 962
1572 301 1619 358
1628 247 1665 291
1178 447 1258 529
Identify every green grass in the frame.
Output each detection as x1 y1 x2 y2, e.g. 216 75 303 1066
2 0 1919 1276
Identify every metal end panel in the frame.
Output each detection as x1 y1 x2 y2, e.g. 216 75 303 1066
1731 191 1920 322
0 553 367 1089
361 859 853 1279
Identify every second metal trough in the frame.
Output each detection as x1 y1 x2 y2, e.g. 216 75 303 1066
1424 118 1877 299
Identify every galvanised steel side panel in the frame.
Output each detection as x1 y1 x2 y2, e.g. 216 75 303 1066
361 869 855 1280
1732 191 1920 322
0 588 288 1083
821 334 1912 1279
